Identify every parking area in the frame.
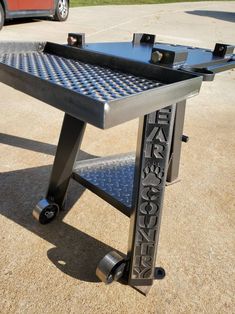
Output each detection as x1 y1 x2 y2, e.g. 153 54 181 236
0 2 235 313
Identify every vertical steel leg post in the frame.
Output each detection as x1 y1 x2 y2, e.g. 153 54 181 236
127 105 176 291
46 113 86 208
167 101 186 184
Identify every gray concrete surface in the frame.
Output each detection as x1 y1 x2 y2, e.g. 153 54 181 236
0 2 235 313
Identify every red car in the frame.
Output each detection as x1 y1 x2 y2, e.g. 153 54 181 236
0 0 69 30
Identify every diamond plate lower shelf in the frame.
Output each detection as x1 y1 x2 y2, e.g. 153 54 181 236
72 153 136 217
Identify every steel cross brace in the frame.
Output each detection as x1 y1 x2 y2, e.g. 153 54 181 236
46 114 86 208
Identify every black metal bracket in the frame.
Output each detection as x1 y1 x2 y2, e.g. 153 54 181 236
132 33 156 45
151 46 188 66
67 33 85 48
213 43 235 58
182 134 189 143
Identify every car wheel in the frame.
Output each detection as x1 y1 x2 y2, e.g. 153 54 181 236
0 3 4 30
54 0 69 22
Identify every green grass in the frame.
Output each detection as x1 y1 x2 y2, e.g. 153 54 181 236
70 0 220 7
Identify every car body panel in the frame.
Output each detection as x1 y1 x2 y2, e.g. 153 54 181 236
18 0 54 11
0 0 58 19
5 0 18 11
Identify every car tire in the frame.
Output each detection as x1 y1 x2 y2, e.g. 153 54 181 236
0 3 4 30
54 0 69 22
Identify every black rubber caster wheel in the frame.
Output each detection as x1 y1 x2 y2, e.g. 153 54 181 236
96 251 126 284
154 267 166 280
33 199 59 224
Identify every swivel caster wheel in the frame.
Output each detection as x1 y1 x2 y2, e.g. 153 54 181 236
33 199 59 224
96 251 126 284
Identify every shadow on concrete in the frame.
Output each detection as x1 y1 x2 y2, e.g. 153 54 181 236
0 133 123 283
4 18 43 27
0 132 56 155
186 10 235 23
4 16 52 28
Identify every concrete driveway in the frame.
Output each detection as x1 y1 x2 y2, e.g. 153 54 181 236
0 2 235 313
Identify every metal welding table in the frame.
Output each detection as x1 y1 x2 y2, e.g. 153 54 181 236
0 33 234 295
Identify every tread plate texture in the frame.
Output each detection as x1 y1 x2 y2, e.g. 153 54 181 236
73 153 136 216
0 52 162 102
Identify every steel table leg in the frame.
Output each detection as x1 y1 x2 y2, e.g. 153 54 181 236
46 113 86 208
126 105 176 293
167 101 186 184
